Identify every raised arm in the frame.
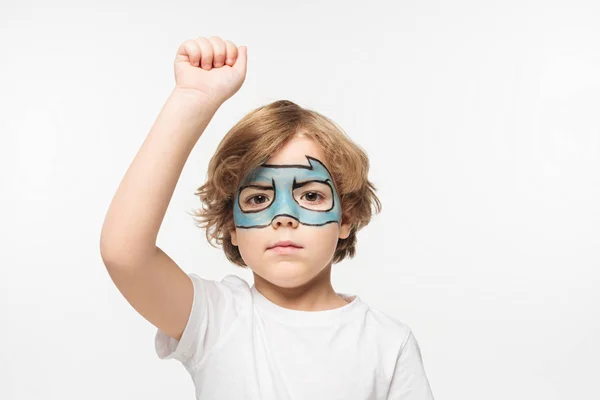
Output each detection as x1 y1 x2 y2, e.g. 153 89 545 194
99 36 247 340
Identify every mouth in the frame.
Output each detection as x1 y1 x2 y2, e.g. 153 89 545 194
268 246 303 254
267 240 303 254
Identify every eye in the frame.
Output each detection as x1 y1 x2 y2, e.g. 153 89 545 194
246 194 270 205
239 186 274 212
301 192 324 203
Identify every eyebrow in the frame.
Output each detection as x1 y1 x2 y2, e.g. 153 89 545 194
241 184 274 190
243 179 329 189
293 179 329 188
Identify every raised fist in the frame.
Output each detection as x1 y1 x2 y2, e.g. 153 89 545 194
174 36 247 104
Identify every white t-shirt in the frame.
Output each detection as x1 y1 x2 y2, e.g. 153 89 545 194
155 273 434 399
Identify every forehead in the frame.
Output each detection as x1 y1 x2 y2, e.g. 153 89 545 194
241 134 334 186
245 163 329 185
266 134 328 167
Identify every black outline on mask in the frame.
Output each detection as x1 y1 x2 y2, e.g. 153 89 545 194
238 178 334 213
235 155 340 229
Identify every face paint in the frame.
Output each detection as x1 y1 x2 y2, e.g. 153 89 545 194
233 156 341 229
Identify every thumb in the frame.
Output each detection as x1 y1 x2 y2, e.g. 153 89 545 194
233 45 247 77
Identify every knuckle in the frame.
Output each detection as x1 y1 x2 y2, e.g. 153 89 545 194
208 35 224 45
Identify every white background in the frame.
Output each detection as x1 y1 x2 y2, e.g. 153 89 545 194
1 1 599 399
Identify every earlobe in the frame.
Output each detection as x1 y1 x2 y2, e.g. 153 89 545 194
230 229 238 246
338 222 351 240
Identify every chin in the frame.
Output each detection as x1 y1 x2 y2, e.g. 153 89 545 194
252 261 320 288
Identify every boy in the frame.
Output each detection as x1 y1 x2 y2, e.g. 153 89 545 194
100 36 434 399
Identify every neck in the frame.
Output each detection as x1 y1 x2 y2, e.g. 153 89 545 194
252 263 349 311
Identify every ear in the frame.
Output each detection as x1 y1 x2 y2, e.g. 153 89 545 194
230 228 238 246
338 217 352 240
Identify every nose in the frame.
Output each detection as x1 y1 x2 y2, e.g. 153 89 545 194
271 214 299 229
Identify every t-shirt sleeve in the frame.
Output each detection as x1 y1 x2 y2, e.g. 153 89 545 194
154 273 249 368
386 329 435 400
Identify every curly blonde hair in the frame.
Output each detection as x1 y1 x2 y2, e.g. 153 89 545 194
191 100 381 268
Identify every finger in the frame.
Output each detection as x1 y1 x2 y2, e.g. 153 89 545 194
208 36 226 67
176 39 201 67
232 45 247 77
195 37 213 70
224 40 238 66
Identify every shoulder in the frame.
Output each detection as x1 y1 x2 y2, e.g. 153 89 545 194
187 273 253 310
188 273 250 291
220 273 251 289
360 300 414 349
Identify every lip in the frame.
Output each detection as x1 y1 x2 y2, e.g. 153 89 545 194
268 240 302 249
268 246 303 255
267 240 303 253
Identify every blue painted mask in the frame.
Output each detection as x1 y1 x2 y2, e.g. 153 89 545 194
233 156 341 229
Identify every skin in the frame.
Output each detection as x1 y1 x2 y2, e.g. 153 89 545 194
230 133 353 311
101 36 250 341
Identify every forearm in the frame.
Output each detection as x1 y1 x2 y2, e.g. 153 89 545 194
100 88 220 266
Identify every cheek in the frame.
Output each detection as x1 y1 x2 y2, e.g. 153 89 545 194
235 229 265 263
302 224 340 252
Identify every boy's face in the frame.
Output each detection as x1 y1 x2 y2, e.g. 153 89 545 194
229 134 351 288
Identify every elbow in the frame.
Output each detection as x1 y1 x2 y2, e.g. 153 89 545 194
99 231 155 269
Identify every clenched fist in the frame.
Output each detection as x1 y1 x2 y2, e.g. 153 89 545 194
174 36 247 105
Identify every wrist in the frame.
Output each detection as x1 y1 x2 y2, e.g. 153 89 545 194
171 87 223 110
